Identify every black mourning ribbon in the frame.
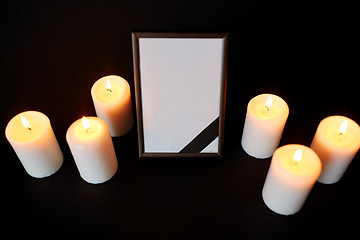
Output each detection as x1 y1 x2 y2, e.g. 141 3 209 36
179 117 219 153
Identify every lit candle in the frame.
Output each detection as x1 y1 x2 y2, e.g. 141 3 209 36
91 75 134 136
66 116 118 184
262 144 322 215
5 111 63 178
241 93 289 158
310 116 360 184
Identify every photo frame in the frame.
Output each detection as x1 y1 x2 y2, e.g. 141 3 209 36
132 32 228 158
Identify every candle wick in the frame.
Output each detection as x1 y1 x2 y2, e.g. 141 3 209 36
265 106 269 111
107 89 112 93
27 127 32 131
86 127 90 133
293 161 300 169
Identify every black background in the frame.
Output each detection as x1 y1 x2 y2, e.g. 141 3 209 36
1 1 358 238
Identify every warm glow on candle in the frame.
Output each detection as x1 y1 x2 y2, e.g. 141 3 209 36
20 115 31 131
265 97 272 111
6 111 64 178
242 93 289 158
82 116 91 132
338 120 348 136
310 116 360 184
293 149 302 165
66 116 118 184
91 75 134 136
106 79 112 93
262 144 322 215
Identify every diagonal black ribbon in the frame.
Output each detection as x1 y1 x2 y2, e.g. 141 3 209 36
179 116 220 153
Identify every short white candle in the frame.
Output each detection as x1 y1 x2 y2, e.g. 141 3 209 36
262 144 322 215
310 116 360 184
91 75 133 136
241 93 289 159
66 116 118 184
5 111 63 178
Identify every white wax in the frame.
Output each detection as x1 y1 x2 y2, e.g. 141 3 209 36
91 75 133 137
66 116 118 184
241 93 289 159
5 111 63 178
262 144 322 215
310 116 360 184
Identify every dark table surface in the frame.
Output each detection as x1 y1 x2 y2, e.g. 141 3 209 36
1 1 358 239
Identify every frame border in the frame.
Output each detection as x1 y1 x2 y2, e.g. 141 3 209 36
132 32 228 158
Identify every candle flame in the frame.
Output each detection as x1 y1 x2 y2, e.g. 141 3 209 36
82 116 91 132
106 79 112 93
265 97 272 111
20 115 31 131
293 149 302 165
338 120 348 136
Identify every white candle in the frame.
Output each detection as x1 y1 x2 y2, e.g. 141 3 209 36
66 116 118 184
91 75 133 136
241 93 289 158
262 144 322 215
310 116 360 184
5 111 63 178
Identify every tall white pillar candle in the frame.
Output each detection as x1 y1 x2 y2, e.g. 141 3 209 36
66 116 118 184
310 116 360 184
241 93 289 159
262 144 322 215
91 75 133 137
5 111 63 178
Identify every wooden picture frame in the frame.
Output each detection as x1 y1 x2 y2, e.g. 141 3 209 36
132 32 228 158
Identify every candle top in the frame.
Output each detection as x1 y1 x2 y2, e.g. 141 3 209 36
316 115 360 152
91 75 130 104
66 116 110 146
5 111 50 143
248 93 289 120
272 144 322 186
